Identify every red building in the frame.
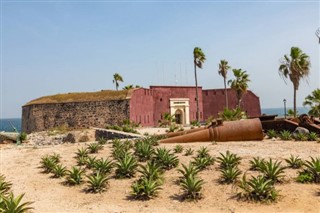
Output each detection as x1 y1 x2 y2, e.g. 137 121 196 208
129 86 261 126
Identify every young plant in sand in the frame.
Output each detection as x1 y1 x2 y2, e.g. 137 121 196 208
115 153 138 178
191 156 215 171
131 177 162 200
134 140 155 162
285 155 304 169
0 175 12 195
86 172 109 193
66 166 85 185
173 144 184 154
249 157 266 171
298 157 320 183
237 174 278 202
98 137 107 145
219 166 242 184
279 130 292 140
184 148 194 156
266 129 278 139
0 193 34 213
87 143 104 154
52 164 67 178
93 158 114 175
217 151 241 169
178 163 201 180
294 132 308 141
308 132 319 141
196 146 210 158
260 159 285 183
138 161 163 181
76 155 88 166
40 155 59 173
153 147 179 170
75 147 89 158
85 156 97 169
180 174 205 201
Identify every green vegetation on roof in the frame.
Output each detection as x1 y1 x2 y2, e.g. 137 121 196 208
25 90 132 106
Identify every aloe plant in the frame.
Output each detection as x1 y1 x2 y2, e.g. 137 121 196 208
93 158 114 175
87 143 104 154
66 166 85 185
52 164 67 178
75 147 89 158
217 151 241 169
0 193 33 213
86 172 109 193
285 155 303 169
0 175 12 195
138 161 163 181
40 155 59 173
180 174 204 200
178 163 200 179
219 166 242 184
173 145 184 154
184 148 194 156
153 147 179 170
260 159 285 183
134 140 154 162
249 157 265 171
294 132 308 141
279 130 292 140
303 157 320 183
98 137 107 145
308 132 319 141
266 129 278 139
237 175 278 202
131 177 162 200
85 156 97 169
191 156 215 171
76 155 88 166
196 147 210 158
115 153 138 178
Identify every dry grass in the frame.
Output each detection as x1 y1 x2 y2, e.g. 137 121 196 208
24 90 132 105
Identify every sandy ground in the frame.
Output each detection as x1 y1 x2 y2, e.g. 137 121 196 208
0 128 319 213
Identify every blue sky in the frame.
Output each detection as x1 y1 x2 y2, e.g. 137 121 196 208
1 0 319 118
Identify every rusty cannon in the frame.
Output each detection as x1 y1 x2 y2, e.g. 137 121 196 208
159 118 264 143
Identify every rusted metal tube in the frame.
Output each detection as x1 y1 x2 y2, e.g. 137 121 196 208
165 127 206 138
159 118 263 143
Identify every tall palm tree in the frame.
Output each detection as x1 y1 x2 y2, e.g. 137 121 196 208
193 47 206 122
113 73 123 91
279 47 311 117
303 89 320 118
218 60 231 109
228 69 250 107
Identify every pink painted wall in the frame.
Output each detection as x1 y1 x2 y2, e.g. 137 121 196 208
202 89 261 120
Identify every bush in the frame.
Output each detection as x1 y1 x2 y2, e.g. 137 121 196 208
260 159 285 183
266 129 277 139
180 174 204 201
308 132 319 141
217 151 241 169
19 132 27 142
86 172 109 193
218 107 247 121
219 166 242 184
173 145 184 154
279 130 292 140
131 177 162 200
297 157 320 183
249 157 265 171
285 155 303 169
0 193 34 213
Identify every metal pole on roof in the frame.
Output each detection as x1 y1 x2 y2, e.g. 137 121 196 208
316 28 320 44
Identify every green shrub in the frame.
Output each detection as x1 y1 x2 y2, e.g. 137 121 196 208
184 148 194 156
98 137 107 145
19 132 27 142
308 132 319 141
66 166 85 185
86 172 109 193
279 130 292 140
178 163 201 180
217 151 241 169
294 132 308 141
87 143 103 154
218 107 247 121
249 157 265 171
192 156 215 171
298 157 320 183
134 140 154 162
260 159 285 183
93 158 114 175
153 147 179 170
138 161 163 181
180 174 204 201
131 177 162 200
196 147 210 158
173 145 184 154
115 153 138 178
285 155 303 169
0 193 33 213
219 166 242 184
52 164 67 178
266 129 278 139
0 175 12 195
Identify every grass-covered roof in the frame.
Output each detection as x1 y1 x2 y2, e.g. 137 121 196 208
24 90 133 106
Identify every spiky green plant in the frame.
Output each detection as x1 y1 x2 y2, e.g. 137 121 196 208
192 156 215 171
134 140 154 162
115 153 138 178
85 156 97 169
173 144 184 154
217 151 241 169
237 175 278 202
76 155 88 166
249 157 266 171
303 157 320 183
52 164 67 178
0 193 33 213
98 137 107 145
178 163 200 179
180 175 204 201
219 166 242 184
131 177 162 200
153 147 179 170
40 155 59 173
0 175 12 195
260 159 285 183
75 147 89 158
49 153 61 163
285 155 304 169
308 132 319 141
93 158 114 175
86 172 109 193
66 166 85 185
87 143 104 154
184 148 194 156
266 129 278 139
294 132 308 141
279 130 292 140
196 147 210 158
138 161 163 181
112 139 132 160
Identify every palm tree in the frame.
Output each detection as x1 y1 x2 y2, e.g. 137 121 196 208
303 89 320 118
193 47 206 122
279 47 311 117
228 69 250 107
113 73 123 91
218 60 231 109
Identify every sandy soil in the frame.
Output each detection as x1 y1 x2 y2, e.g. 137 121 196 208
0 129 319 213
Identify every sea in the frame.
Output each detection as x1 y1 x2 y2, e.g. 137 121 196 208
0 107 310 132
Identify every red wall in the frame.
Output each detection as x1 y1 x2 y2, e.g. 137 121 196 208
202 89 261 120
130 86 261 127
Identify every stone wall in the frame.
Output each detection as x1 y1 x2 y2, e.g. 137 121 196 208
22 100 130 133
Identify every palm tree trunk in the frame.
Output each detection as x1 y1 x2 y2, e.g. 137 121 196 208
224 78 228 109
194 63 200 122
293 86 297 117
